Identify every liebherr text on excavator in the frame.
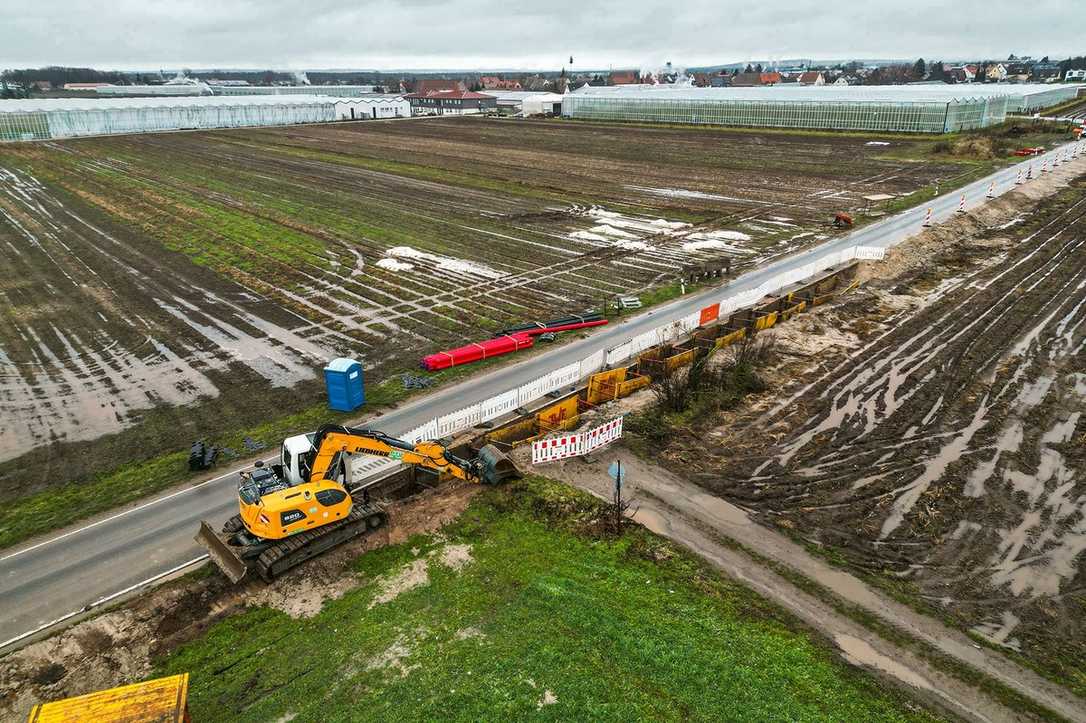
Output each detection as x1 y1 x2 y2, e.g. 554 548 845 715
196 425 519 582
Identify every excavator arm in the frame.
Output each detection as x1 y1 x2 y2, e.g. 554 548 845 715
304 425 512 485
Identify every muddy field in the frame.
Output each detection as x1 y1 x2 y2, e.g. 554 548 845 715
0 117 971 507
675 172 1086 691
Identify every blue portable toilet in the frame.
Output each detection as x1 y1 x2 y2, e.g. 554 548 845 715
324 358 365 412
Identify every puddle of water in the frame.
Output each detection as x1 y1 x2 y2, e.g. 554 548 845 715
834 634 933 691
881 397 991 539
970 611 1022 652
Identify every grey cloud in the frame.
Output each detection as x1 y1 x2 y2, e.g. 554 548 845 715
2 0 1081 70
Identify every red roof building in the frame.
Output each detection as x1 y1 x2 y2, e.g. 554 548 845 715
609 70 640 85
480 76 522 90
405 89 497 115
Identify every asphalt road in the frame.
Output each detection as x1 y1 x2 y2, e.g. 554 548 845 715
1 142 1081 651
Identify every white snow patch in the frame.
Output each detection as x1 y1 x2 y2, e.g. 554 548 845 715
377 258 414 272
590 224 639 239
682 239 743 253
570 231 609 242
865 141 891 146
386 246 504 280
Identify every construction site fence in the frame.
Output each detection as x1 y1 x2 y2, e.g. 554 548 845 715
392 249 875 462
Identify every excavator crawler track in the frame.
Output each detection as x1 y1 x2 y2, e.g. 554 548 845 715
254 501 387 582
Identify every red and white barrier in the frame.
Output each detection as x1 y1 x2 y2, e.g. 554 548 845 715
956 195 966 214
922 207 932 227
1015 168 1023 185
1041 159 1048 174
986 181 996 199
532 417 624 464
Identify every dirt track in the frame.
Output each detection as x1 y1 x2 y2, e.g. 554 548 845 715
685 167 1086 699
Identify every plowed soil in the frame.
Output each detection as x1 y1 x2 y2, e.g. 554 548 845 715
678 172 1086 694
0 117 972 513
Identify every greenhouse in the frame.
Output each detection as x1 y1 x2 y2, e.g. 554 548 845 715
563 84 1084 133
211 85 377 97
0 96 345 141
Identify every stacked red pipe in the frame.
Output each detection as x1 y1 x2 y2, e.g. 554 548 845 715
421 319 608 371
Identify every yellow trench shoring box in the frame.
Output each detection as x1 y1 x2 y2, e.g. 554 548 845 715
587 368 627 405
753 311 779 331
28 673 190 723
715 327 747 350
537 395 580 430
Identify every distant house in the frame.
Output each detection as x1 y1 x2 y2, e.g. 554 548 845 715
731 71 781 87
480 76 522 90
833 76 851 86
797 71 824 86
33 80 53 91
405 89 497 116
1066 69 1086 81
986 64 1007 82
411 79 466 95
609 70 640 85
947 66 975 83
710 74 731 87
692 72 711 88
63 82 113 90
1032 63 1062 81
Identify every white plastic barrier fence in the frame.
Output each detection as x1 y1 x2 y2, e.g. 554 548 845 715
630 329 658 354
854 245 886 260
550 361 582 390
579 349 605 379
437 402 482 437
531 417 624 464
517 377 549 406
680 311 702 332
349 455 401 485
480 389 519 422
403 419 438 443
605 340 633 366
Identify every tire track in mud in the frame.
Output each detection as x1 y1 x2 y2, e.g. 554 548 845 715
709 184 1086 691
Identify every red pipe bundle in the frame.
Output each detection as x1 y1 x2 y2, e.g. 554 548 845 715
421 333 534 371
421 319 609 371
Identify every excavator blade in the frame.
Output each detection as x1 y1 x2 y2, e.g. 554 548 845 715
476 444 521 484
195 521 248 583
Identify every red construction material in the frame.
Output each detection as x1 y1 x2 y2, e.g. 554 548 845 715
421 319 609 371
421 333 534 371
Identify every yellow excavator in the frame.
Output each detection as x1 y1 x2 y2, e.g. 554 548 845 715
196 424 518 582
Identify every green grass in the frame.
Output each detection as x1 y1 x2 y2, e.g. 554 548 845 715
155 478 939 722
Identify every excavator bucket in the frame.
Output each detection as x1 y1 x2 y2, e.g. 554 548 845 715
195 521 248 583
476 444 521 484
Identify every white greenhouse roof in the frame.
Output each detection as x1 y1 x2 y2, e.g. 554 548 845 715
569 83 1083 104
0 95 353 113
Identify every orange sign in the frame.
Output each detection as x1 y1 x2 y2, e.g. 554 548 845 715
699 303 720 326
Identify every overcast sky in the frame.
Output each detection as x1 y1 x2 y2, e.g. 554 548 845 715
3 0 1080 71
